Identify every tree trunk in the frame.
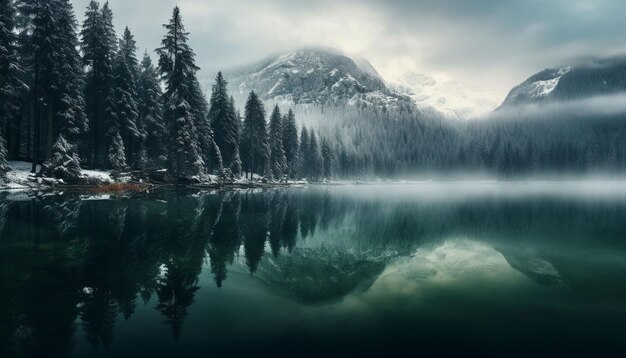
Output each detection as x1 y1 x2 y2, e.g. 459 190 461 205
32 63 40 173
45 106 54 160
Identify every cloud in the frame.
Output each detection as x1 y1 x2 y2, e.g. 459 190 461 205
70 0 626 98
490 93 626 120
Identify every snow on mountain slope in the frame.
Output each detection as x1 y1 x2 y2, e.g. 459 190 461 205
391 72 501 119
499 66 572 107
225 48 415 113
499 57 626 109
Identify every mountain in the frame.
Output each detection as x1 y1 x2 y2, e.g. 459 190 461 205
225 48 415 112
391 72 501 119
500 57 626 108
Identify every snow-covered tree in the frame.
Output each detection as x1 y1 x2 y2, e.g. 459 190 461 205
137 52 166 168
80 0 117 168
268 105 286 180
190 76 222 172
107 129 128 170
157 6 207 179
308 130 323 181
282 109 299 179
299 127 309 179
0 0 24 159
229 96 243 176
110 27 141 168
209 72 241 175
46 134 82 183
321 137 336 179
170 92 204 178
241 91 269 178
0 136 8 178
18 0 88 173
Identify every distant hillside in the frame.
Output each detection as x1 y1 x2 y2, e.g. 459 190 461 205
499 57 626 108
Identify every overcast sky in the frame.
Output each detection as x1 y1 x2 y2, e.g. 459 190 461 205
71 0 626 99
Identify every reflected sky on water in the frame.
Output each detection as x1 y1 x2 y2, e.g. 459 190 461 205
1 184 626 357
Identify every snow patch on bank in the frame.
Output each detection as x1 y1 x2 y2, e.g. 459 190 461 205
80 169 112 183
1 161 113 190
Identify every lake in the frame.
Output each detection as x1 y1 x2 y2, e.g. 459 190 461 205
1 183 626 357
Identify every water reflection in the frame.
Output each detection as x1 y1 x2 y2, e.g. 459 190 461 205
1 185 626 356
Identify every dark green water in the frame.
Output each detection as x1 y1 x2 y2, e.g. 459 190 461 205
1 183 626 357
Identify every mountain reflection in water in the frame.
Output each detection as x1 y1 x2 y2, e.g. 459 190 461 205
1 184 626 357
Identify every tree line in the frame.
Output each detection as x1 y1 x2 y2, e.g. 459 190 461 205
3 0 626 183
0 0 335 183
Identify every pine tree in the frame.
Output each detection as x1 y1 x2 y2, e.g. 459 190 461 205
268 105 286 180
299 127 309 179
241 91 269 178
46 134 82 183
80 0 117 168
190 77 222 172
18 0 55 171
0 136 8 178
18 0 88 174
209 72 241 175
43 0 89 182
137 52 166 168
107 129 128 170
229 96 242 176
56 0 89 139
111 27 141 168
309 130 323 181
281 109 299 179
321 138 335 179
156 6 206 179
0 0 24 158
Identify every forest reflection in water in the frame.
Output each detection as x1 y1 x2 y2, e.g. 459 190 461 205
1 183 626 357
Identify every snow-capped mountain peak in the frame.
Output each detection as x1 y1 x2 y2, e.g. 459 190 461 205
226 49 502 119
225 48 415 112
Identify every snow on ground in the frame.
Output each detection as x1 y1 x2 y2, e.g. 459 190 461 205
80 169 112 182
81 195 111 201
1 161 113 190
2 161 36 189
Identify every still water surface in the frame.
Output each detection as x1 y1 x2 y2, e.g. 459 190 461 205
1 183 626 357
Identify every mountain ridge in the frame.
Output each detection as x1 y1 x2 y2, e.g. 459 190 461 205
499 56 626 109
224 48 416 113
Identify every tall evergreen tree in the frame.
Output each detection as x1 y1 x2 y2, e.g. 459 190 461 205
281 109 299 179
17 0 88 173
0 0 24 158
321 138 335 179
299 127 309 179
229 96 242 176
190 76 222 172
110 26 141 168
137 52 166 168
156 6 205 179
268 105 286 180
241 91 269 178
18 0 55 171
209 72 241 175
80 0 117 168
46 0 88 180
309 130 323 181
